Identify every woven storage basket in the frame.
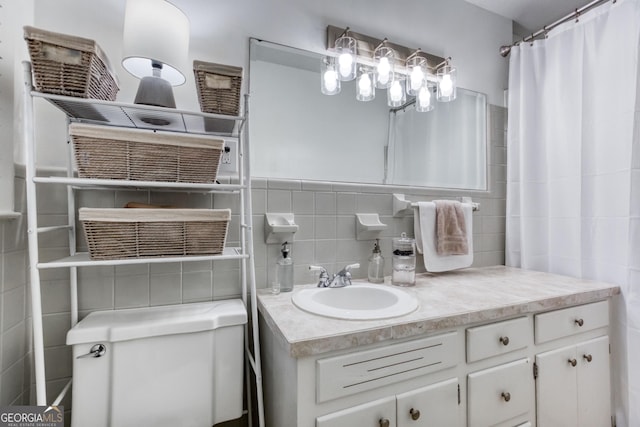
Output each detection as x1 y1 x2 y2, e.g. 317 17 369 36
80 208 231 260
194 60 242 116
69 123 224 183
24 26 119 101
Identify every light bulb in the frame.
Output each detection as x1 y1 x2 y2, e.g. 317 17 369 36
338 53 353 78
440 74 453 97
324 69 338 92
377 57 391 85
358 73 372 97
410 66 424 91
418 86 431 108
390 80 403 102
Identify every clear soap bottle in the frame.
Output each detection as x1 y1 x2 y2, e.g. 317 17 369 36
367 239 385 283
277 242 294 292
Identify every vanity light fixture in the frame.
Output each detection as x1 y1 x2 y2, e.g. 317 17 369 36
334 28 357 81
321 56 341 95
323 25 458 112
122 0 190 109
437 58 457 102
356 66 375 101
373 40 395 89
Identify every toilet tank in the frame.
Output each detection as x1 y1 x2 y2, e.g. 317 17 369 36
66 299 247 427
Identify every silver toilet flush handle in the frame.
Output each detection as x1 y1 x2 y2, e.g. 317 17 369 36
77 343 106 359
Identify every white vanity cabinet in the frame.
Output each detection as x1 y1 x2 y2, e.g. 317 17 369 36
535 301 611 427
258 271 619 427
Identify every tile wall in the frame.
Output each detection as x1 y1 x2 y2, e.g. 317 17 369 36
0 175 29 406
0 105 506 419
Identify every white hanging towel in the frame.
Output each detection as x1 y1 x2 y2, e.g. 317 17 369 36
414 201 474 272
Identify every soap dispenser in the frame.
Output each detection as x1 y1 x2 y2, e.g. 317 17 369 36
277 242 294 292
368 239 385 283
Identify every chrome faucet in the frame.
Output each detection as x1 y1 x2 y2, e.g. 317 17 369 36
309 263 360 288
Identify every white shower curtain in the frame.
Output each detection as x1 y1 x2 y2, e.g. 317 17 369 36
505 0 640 425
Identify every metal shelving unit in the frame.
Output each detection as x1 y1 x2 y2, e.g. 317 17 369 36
22 62 264 426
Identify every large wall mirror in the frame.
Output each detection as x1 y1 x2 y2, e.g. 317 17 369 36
249 39 488 191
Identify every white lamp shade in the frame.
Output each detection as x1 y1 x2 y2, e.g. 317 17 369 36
122 0 190 86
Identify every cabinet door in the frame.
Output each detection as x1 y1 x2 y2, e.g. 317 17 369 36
535 344 578 427
396 378 460 427
576 336 611 427
316 396 396 427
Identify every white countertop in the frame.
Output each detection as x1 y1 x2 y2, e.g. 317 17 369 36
257 266 620 358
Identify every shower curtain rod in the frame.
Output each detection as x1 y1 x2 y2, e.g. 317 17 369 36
499 0 615 57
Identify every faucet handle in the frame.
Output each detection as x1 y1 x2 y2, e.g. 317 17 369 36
309 265 328 277
338 262 360 275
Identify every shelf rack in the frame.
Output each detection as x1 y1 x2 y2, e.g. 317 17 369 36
22 62 264 427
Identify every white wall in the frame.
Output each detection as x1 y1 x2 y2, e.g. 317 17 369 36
18 0 511 167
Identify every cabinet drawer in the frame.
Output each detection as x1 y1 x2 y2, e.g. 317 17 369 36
535 301 609 344
316 396 396 427
317 332 458 403
467 358 534 427
466 317 529 363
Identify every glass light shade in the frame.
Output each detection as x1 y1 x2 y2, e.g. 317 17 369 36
321 56 341 95
415 83 434 112
373 46 394 89
335 36 357 81
122 0 190 86
437 65 457 102
406 56 426 96
387 78 406 107
356 67 375 102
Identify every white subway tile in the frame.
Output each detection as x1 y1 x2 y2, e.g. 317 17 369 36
149 274 182 306
315 216 336 240
251 189 267 214
182 271 212 302
267 190 292 212
314 192 336 215
2 286 25 332
292 191 314 214
2 251 26 292
268 179 301 190
336 193 357 214
44 346 72 380
294 215 314 241
2 322 25 371
357 193 392 215
0 357 24 405
77 274 114 311
114 274 149 309
42 313 70 348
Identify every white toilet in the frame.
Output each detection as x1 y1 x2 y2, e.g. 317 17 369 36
66 299 247 427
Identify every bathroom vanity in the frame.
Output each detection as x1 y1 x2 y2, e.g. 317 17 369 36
257 266 619 427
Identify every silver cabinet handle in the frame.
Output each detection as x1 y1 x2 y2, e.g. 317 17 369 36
499 336 510 346
379 418 390 427
583 354 593 362
575 318 584 327
501 392 511 402
568 358 577 367
77 344 106 359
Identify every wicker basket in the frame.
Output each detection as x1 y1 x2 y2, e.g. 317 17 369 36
194 60 242 116
69 123 224 183
80 208 231 260
24 26 119 101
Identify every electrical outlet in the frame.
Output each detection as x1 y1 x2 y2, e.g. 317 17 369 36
218 139 238 175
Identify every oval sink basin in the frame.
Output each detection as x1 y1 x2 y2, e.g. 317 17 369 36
291 282 418 320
